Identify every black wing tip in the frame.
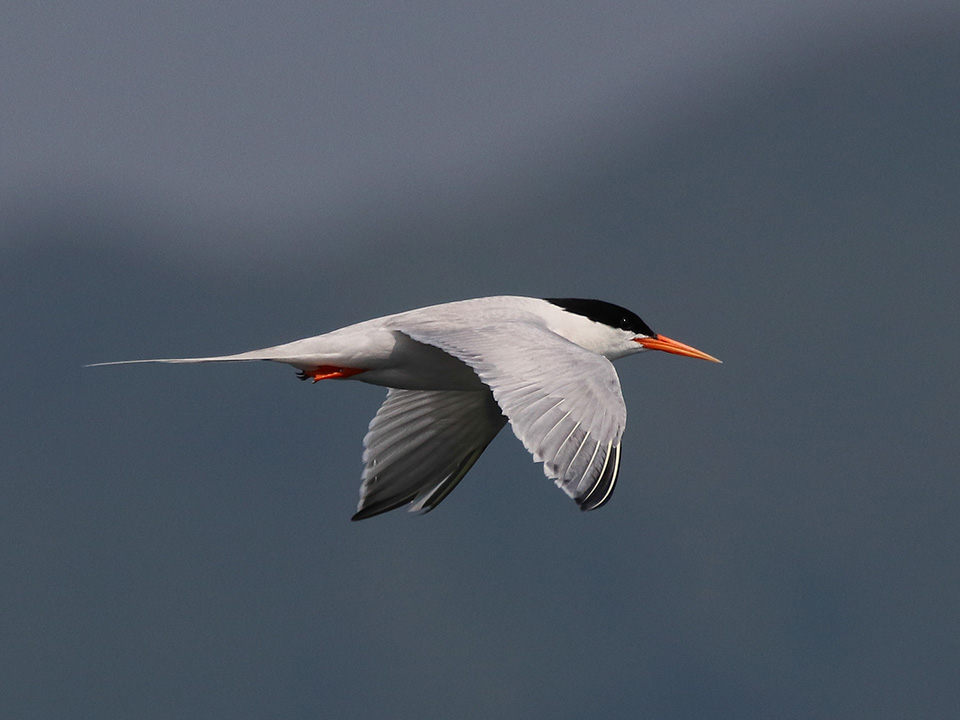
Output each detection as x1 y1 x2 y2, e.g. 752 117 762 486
350 509 376 521
574 443 621 512
576 494 613 512
576 490 615 512
351 506 393 521
578 497 610 512
350 493 418 521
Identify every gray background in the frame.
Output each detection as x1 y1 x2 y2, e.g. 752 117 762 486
3 2 959 718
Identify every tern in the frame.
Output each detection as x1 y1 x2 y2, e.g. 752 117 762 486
92 296 720 519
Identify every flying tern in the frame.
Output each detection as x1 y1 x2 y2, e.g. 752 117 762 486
92 296 720 519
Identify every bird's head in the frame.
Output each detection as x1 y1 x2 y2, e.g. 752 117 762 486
544 297 721 363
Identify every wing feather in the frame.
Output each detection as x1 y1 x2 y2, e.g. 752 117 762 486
354 388 506 520
579 442 620 511
393 321 627 510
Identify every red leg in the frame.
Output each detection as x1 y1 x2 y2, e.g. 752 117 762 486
297 365 367 383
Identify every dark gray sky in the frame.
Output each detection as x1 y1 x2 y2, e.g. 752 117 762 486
3 3 959 719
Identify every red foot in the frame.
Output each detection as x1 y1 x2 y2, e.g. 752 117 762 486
297 365 367 383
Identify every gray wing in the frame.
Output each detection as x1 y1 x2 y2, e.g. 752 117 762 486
394 322 627 510
354 388 507 520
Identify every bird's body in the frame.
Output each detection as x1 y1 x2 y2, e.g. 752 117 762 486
92 296 719 519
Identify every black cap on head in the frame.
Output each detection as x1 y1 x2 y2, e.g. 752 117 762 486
544 298 655 337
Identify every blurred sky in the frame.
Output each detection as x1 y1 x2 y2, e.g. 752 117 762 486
3 2 960 719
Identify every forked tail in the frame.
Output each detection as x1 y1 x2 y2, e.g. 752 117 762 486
86 348 292 368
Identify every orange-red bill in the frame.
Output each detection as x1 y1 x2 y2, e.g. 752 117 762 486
636 334 721 363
